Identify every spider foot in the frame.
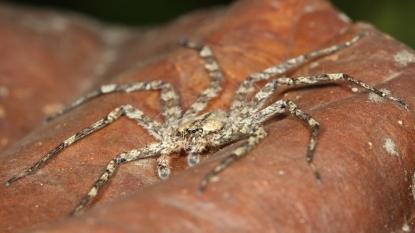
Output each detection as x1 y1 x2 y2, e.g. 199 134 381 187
197 177 209 194
308 162 322 184
5 167 36 186
157 155 171 180
187 153 200 167
388 96 409 110
158 165 170 180
178 37 203 50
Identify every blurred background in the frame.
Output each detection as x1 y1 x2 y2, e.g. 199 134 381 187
1 0 414 48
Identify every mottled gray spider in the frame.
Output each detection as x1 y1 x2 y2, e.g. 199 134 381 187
5 31 408 215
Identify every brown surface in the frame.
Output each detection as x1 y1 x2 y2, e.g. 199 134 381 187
1 0 415 232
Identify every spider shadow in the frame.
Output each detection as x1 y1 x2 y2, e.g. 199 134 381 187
278 82 346 96
260 82 354 123
274 82 356 104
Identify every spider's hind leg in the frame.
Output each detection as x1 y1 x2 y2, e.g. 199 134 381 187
71 145 162 215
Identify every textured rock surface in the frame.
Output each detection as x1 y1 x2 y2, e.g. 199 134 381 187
1 0 415 232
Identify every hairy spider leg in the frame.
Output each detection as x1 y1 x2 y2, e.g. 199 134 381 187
230 31 369 121
179 38 225 124
198 124 268 193
273 74 408 109
5 104 163 186
71 144 165 216
246 73 408 120
44 81 180 129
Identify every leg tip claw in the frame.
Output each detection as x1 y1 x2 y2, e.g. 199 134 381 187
158 166 170 180
178 37 188 46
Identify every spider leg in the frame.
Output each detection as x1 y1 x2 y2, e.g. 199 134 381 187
179 39 225 124
198 125 267 193
71 145 163 215
247 81 279 115
5 104 163 186
44 81 182 132
241 98 321 183
276 73 408 109
230 32 368 120
284 100 321 182
247 73 408 116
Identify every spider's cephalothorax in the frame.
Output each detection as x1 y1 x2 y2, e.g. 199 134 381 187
177 110 228 164
5 31 408 215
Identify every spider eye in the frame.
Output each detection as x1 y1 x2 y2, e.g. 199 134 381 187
187 128 203 134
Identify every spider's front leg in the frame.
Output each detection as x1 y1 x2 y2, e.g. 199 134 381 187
178 38 225 124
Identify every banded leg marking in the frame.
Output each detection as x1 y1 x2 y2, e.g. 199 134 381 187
179 39 225 124
198 125 267 193
285 100 321 182
71 146 161 215
246 72 408 117
45 81 182 131
5 104 162 186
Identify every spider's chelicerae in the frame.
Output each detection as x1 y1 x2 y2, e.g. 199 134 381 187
5 31 408 215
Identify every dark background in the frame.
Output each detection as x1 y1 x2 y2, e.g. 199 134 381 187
0 0 414 48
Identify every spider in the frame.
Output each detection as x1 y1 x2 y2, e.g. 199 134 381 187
5 31 408 216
